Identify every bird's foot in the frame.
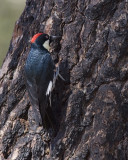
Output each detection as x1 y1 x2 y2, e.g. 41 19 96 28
58 73 65 81
55 66 65 81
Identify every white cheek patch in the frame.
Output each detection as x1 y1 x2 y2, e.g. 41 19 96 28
46 81 53 95
43 39 50 51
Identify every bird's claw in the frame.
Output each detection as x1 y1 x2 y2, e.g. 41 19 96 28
58 73 65 81
55 66 65 81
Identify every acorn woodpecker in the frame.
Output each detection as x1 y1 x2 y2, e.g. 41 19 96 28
24 33 60 128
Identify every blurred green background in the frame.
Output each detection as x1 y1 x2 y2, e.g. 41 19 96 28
0 0 26 67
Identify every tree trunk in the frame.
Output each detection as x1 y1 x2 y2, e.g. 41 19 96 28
0 0 128 159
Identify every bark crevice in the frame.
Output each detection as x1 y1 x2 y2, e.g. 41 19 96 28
0 0 128 160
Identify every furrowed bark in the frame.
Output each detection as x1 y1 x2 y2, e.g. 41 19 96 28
0 0 128 160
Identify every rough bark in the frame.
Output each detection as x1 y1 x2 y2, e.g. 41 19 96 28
0 0 128 160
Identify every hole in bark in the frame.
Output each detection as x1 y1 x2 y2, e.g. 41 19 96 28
85 150 90 160
3 146 11 159
26 151 32 160
19 105 29 121
26 0 32 6
27 16 34 23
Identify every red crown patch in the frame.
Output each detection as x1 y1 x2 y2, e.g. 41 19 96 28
31 33 43 43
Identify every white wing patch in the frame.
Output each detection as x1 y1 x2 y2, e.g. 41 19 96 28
46 81 53 96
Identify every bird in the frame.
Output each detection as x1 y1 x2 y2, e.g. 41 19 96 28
24 33 61 129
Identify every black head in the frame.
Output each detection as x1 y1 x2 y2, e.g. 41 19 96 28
31 33 61 50
31 33 50 50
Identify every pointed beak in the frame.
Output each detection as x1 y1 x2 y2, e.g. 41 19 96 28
49 35 61 43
